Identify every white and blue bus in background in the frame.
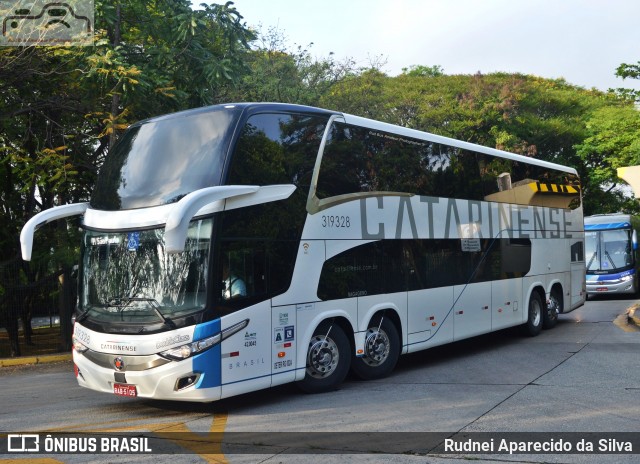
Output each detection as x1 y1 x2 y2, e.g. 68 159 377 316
584 213 639 297
21 103 585 402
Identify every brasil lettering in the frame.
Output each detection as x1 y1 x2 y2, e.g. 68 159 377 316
359 196 578 240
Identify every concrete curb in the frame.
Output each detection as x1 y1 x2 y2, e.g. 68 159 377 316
0 353 72 367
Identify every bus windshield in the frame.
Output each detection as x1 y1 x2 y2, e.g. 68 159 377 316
80 219 212 324
585 229 632 272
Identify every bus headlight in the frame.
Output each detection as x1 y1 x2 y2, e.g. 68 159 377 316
620 274 633 282
160 319 249 361
161 333 222 361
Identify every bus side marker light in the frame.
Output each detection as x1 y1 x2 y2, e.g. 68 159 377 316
431 322 437 327
284 342 292 348
357 349 364 355
278 352 286 358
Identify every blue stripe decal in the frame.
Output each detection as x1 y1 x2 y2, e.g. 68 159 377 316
192 319 221 389
584 222 630 230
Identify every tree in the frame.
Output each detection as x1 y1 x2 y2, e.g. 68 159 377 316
0 0 255 356
575 105 640 214
613 61 640 102
215 26 357 105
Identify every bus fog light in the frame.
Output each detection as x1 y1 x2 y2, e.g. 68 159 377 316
175 374 200 390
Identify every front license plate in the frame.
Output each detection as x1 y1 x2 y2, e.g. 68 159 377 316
113 383 137 397
596 287 608 292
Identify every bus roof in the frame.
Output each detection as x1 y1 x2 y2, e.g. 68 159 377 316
584 213 633 230
133 102 578 176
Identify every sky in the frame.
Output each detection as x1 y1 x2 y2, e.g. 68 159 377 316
229 0 640 92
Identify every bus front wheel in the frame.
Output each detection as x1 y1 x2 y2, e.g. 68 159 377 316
351 315 400 380
298 321 351 394
524 291 544 337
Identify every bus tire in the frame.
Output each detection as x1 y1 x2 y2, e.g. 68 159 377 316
543 289 561 329
524 291 543 337
298 321 351 394
351 315 400 380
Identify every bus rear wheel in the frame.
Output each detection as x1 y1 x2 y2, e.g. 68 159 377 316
544 289 562 329
351 315 400 380
524 291 544 337
298 321 351 394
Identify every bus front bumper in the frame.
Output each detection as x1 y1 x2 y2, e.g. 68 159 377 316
586 276 636 295
72 350 221 402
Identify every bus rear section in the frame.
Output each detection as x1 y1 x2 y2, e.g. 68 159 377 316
584 214 639 296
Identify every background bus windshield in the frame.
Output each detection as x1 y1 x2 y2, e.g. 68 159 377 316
585 229 632 272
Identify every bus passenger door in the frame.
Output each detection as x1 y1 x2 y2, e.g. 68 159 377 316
570 239 585 308
271 305 297 386
453 282 491 340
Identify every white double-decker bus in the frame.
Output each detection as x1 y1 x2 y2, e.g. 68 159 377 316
21 103 585 401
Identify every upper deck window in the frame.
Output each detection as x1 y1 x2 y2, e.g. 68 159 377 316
315 121 580 209
92 106 242 210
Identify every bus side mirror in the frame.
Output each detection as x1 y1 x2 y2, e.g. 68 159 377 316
633 230 638 251
20 202 89 261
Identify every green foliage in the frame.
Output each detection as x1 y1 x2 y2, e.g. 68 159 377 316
401 64 444 77
613 61 640 101
575 105 640 214
215 26 357 105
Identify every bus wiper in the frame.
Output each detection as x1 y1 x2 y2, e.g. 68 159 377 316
586 251 597 270
604 250 616 269
110 297 177 328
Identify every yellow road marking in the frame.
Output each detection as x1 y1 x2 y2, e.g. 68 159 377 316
0 460 63 463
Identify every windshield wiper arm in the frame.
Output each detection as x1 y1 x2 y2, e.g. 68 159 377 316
110 297 176 328
604 250 616 269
